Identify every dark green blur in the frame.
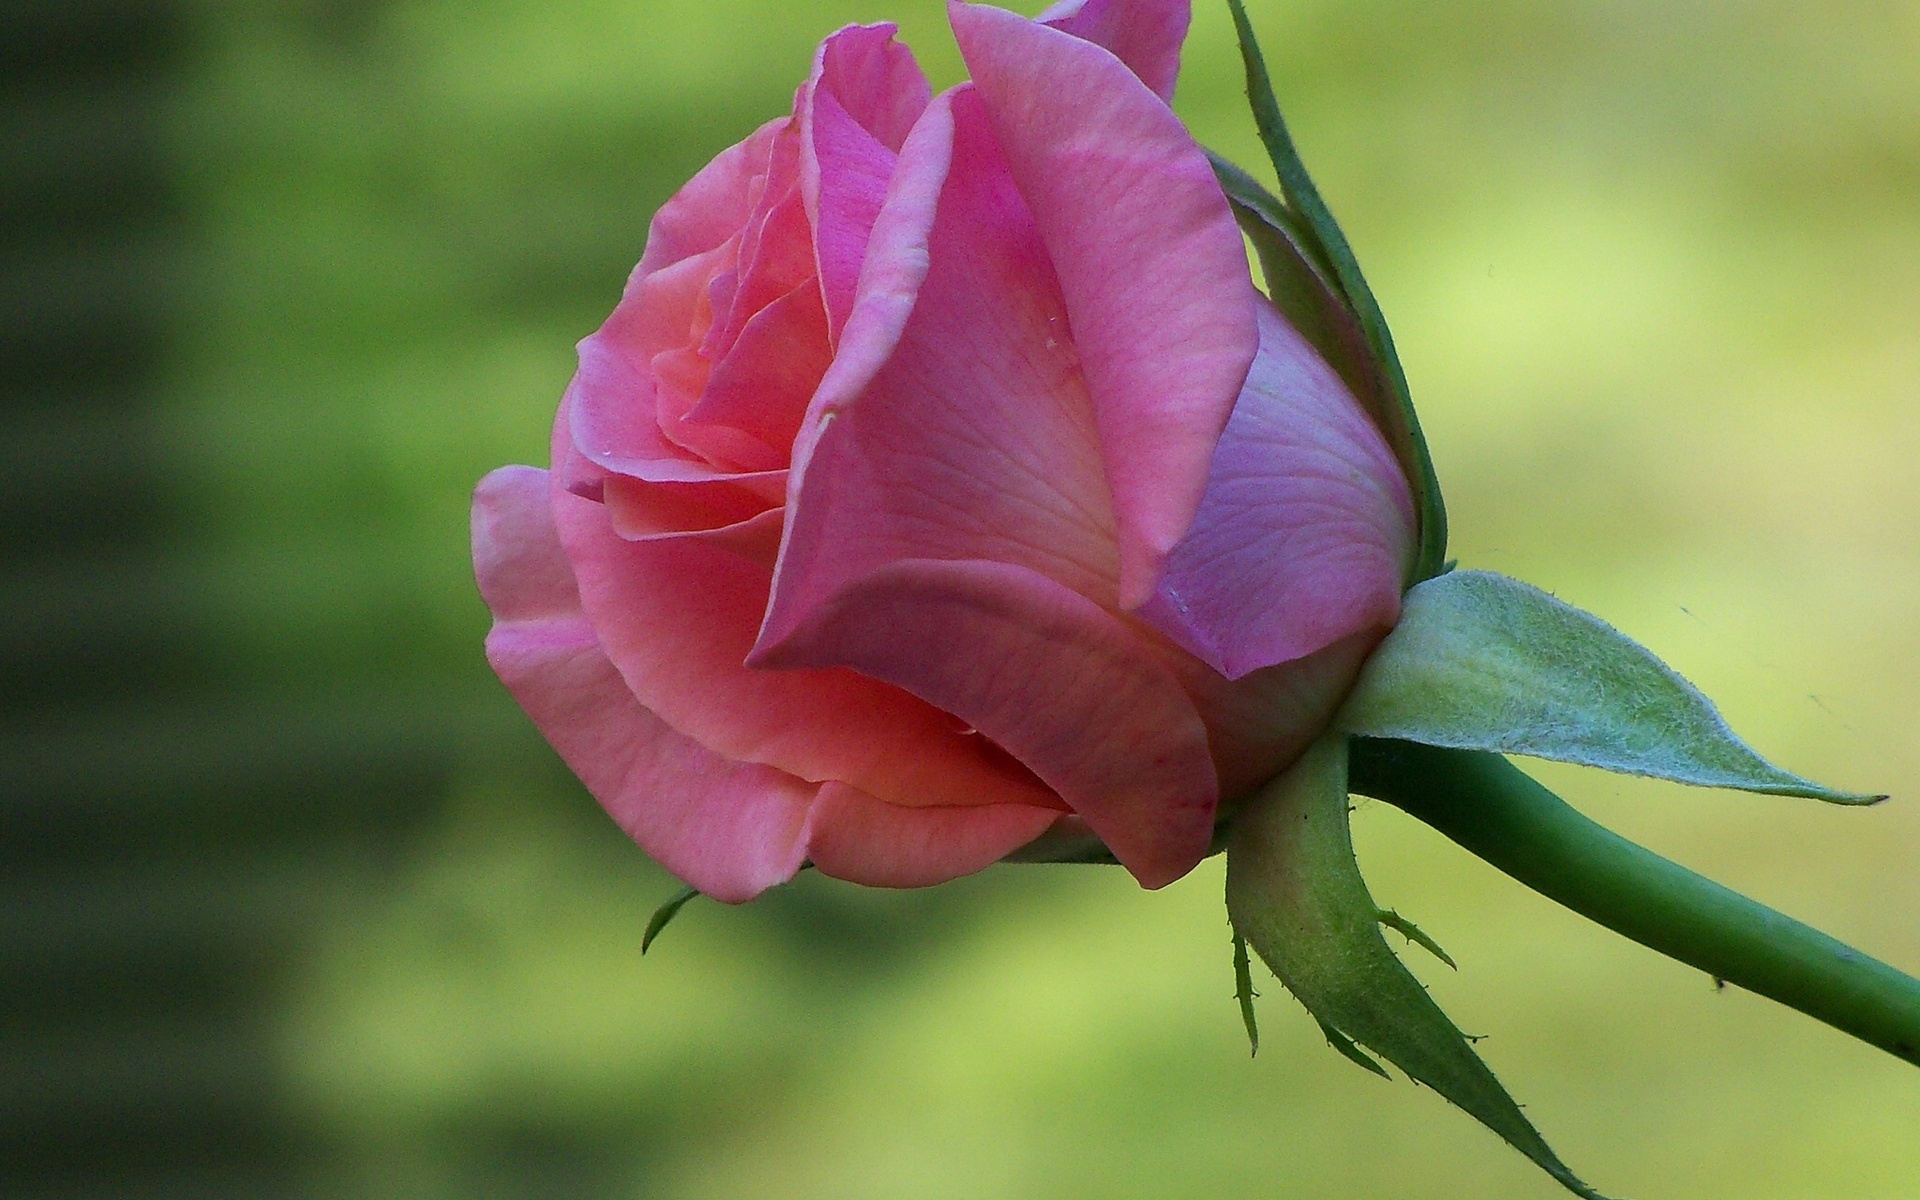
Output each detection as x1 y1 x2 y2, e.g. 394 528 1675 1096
3 1 1915 1197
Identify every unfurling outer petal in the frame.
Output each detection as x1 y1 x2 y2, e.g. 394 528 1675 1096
474 466 813 903
1141 297 1415 679
951 0 1259 608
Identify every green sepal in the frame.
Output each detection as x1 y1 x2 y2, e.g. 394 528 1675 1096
1208 151 1340 301
641 884 701 955
1227 734 1608 1200
1337 570 1883 804
1222 0 1448 584
1378 907 1457 970
1232 929 1261 1056
1315 1017 1389 1079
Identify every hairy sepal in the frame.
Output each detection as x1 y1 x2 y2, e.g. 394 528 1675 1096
1336 570 1882 804
1226 733 1607 1199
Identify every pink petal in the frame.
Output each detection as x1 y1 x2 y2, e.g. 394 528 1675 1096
474 465 580 622
640 247 798 471
472 465 814 903
1038 0 1190 102
634 238 733 366
785 82 956 464
761 91 1217 885
753 557 1218 890
565 334 779 487
687 278 834 461
1152 624 1379 802
950 0 1258 608
801 25 932 339
1139 297 1415 678
574 120 800 481
810 23 932 154
705 123 810 360
770 86 1121 643
556 490 1059 818
603 473 773 536
557 380 783 556
602 477 786 570
807 784 1065 888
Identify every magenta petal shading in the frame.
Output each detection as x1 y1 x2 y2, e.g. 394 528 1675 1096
1037 0 1189 102
773 86 1121 624
762 85 1215 885
785 84 955 471
808 784 1064 888
809 22 931 155
950 0 1257 607
472 466 814 903
802 25 931 339
1140 297 1415 679
754 558 1217 889
805 85 897 341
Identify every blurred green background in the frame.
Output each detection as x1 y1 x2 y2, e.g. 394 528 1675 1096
4 0 1916 1196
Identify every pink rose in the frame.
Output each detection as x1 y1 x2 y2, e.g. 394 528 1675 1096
471 0 1415 903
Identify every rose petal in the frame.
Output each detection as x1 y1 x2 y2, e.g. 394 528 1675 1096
687 278 834 462
603 474 773 537
799 25 932 339
603 477 786 569
556 378 783 572
706 123 810 359
1151 624 1380 801
1138 297 1415 679
555 454 1058 816
474 466 579 622
635 238 732 367
808 784 1065 888
950 0 1258 608
810 22 932 154
770 85 1121 626
784 82 956 467
754 557 1218 889
573 119 799 481
761 88 1217 884
1038 0 1190 102
805 81 898 340
472 465 814 903
566 339 768 486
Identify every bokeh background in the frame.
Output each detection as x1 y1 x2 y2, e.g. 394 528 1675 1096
5 0 1917 1196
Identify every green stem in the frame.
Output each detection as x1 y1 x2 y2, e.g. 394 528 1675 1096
1349 738 1920 1067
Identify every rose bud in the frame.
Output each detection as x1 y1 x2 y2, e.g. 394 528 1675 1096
471 0 1414 903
